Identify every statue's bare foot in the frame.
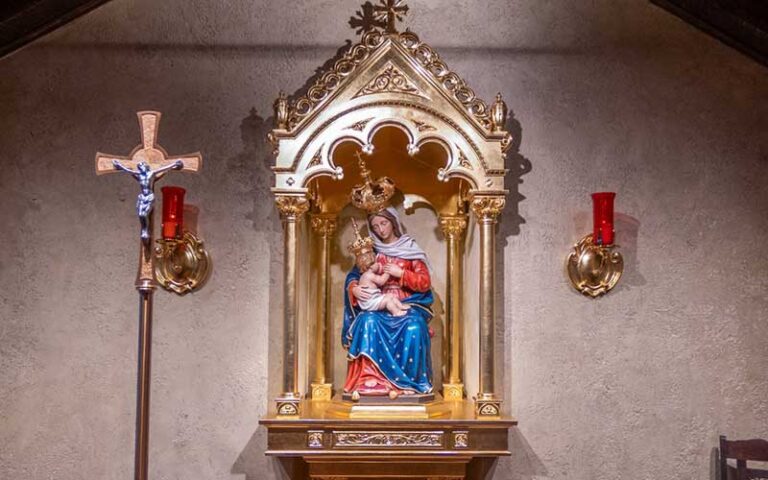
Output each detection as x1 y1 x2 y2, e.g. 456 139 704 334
351 391 360 401
388 390 398 400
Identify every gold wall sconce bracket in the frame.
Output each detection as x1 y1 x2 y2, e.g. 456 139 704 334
566 234 623 298
154 231 212 295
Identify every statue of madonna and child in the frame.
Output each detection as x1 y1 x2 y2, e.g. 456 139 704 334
342 204 435 401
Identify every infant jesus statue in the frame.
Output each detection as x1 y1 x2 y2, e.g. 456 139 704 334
355 255 411 317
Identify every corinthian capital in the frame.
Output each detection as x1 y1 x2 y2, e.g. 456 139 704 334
470 196 505 221
310 214 338 236
275 195 310 219
439 214 468 238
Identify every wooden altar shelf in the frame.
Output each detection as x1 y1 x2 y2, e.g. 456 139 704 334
260 400 517 480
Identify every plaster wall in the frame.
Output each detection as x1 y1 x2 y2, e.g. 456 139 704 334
0 1 766 479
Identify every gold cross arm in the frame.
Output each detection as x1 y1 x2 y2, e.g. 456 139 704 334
95 111 202 175
374 0 408 33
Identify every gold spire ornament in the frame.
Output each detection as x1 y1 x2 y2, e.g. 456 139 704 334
350 151 396 213
373 0 409 34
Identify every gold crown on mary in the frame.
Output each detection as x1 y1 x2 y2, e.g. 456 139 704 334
350 151 395 214
348 151 394 269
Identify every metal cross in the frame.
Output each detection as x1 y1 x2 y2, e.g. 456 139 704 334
95 111 201 243
373 0 409 34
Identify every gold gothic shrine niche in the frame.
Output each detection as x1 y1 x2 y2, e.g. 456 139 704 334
260 2 516 479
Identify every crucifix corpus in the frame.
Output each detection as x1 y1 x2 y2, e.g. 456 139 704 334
95 111 201 480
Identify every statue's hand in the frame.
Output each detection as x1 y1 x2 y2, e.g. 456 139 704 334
383 264 403 278
352 285 373 301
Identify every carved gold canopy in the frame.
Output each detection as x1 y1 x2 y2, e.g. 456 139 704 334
263 8 516 478
269 28 511 210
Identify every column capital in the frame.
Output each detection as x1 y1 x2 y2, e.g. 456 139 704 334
439 214 468 238
470 195 505 221
275 195 310 219
310 213 338 236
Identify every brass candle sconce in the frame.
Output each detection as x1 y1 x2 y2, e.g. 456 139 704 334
567 192 623 297
154 186 211 294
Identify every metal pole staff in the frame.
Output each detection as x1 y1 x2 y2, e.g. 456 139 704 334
95 111 201 480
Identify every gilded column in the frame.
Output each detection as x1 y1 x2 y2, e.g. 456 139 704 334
470 195 505 417
310 213 337 401
439 214 467 401
275 194 310 416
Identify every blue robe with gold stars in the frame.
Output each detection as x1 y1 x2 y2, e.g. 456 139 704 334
342 265 434 394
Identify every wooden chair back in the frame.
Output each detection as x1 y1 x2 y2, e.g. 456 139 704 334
720 435 768 480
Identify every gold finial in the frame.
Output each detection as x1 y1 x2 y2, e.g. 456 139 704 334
373 0 409 34
274 91 289 130
490 92 508 133
350 151 396 213
356 150 373 184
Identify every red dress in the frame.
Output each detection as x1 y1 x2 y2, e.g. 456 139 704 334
344 254 431 395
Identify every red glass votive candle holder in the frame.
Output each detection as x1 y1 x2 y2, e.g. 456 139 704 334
161 186 186 240
591 192 615 246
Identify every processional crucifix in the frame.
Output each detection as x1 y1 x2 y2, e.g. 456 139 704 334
95 111 201 480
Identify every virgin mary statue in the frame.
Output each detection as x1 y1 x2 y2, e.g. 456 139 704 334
342 207 434 397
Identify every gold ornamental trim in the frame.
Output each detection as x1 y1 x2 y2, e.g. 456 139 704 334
310 215 338 237
285 100 486 176
275 195 310 218
442 383 464 401
395 30 492 130
453 431 469 448
277 399 300 417
307 431 325 448
470 196 505 220
353 63 425 99
307 147 323 168
284 28 495 133
476 399 501 418
333 431 443 448
287 30 386 130
439 215 468 238
457 149 472 170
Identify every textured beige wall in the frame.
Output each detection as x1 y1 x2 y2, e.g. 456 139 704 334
1 1 766 479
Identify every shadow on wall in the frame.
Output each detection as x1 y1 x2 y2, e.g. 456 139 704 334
614 213 646 291
228 107 294 479
496 105 533 416
228 107 285 405
231 428 301 480
485 427 548 480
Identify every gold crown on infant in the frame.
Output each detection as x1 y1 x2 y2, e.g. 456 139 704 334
348 217 376 271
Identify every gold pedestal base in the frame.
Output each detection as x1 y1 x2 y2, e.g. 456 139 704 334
260 399 516 480
325 396 453 420
442 383 464 401
310 383 333 402
276 393 302 417
475 394 502 418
